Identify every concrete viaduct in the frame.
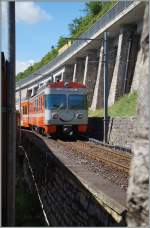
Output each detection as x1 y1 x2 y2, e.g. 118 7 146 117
16 1 146 110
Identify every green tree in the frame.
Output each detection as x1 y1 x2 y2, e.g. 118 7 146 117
85 2 103 16
57 36 67 49
68 17 83 35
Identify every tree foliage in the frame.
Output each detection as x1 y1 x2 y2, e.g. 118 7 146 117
57 36 67 49
68 17 83 35
85 2 103 16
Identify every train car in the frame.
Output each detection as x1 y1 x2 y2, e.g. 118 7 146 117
21 81 88 136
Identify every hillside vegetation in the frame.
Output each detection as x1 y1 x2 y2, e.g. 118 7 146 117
89 91 138 117
16 1 116 82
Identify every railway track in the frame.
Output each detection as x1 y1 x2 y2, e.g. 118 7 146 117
25 130 132 191
55 139 131 174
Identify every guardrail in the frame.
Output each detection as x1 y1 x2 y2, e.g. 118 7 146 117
16 1 134 88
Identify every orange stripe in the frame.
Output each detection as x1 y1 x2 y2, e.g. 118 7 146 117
29 116 45 127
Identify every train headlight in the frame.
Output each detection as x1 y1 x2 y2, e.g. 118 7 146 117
76 113 84 119
52 113 59 119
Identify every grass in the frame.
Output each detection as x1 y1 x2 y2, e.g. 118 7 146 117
89 91 138 118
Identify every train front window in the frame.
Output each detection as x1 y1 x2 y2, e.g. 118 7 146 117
68 95 87 110
45 94 66 110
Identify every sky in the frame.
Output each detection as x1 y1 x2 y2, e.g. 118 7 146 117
2 1 86 74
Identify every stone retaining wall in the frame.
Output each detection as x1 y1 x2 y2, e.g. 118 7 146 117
107 117 136 149
88 117 136 149
21 131 124 226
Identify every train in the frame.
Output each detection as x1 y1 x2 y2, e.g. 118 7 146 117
20 81 88 136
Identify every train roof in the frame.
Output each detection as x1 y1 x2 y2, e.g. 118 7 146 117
47 81 86 89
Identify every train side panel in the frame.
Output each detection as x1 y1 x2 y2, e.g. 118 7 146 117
21 101 29 128
29 95 44 127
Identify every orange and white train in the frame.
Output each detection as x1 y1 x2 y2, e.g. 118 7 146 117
20 81 88 136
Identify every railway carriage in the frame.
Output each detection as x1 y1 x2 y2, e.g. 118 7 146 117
20 81 88 135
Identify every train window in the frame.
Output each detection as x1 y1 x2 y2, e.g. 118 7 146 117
42 97 44 108
32 102 34 112
68 95 87 110
40 97 42 110
23 105 27 114
41 97 43 110
36 99 38 112
38 98 40 111
39 97 41 110
45 94 66 110
34 101 36 112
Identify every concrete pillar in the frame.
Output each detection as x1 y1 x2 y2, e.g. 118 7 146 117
53 68 65 82
16 88 27 100
130 48 143 92
125 33 140 93
83 55 89 85
72 63 77 82
108 31 123 106
131 21 144 92
108 26 137 106
107 38 118 96
83 49 98 106
90 45 104 110
127 4 149 226
90 38 117 110
74 57 85 83
63 64 74 82
61 71 64 81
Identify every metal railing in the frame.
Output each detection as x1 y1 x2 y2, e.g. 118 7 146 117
16 1 134 88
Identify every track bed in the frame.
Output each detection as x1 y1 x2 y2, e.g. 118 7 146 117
33 132 131 192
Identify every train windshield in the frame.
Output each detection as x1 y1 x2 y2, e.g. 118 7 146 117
68 95 87 110
45 94 66 110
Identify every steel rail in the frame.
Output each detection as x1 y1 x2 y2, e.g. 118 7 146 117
85 142 132 160
55 139 130 174
88 153 130 173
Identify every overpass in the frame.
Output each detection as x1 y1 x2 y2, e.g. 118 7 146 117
16 1 146 109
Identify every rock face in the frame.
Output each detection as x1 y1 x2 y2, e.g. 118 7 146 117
127 3 149 227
